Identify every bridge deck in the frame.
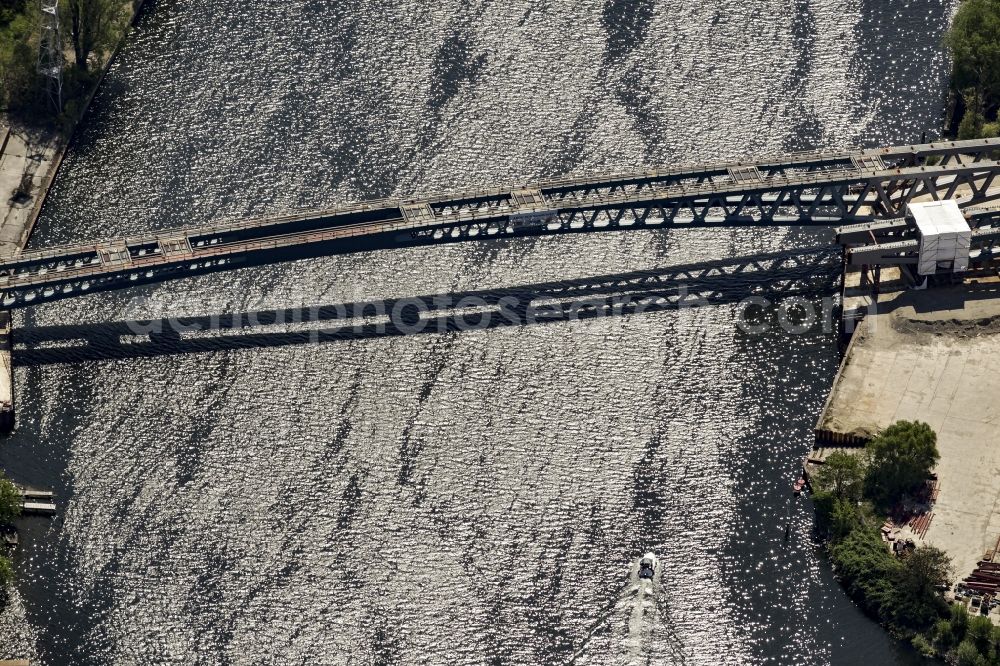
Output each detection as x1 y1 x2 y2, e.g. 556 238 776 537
3 138 999 307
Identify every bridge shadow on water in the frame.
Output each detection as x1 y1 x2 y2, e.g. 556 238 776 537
14 246 842 366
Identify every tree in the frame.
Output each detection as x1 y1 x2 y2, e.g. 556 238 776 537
956 639 987 666
812 490 835 536
933 618 956 649
864 421 939 506
810 490 859 540
951 603 971 642
0 554 10 588
945 0 1000 109
958 87 987 140
814 451 864 500
830 499 859 541
0 7 38 109
967 615 994 654
62 0 126 71
829 527 902 618
910 633 935 657
0 474 20 524
888 546 952 630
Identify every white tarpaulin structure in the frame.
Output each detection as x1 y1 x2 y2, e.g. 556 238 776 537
912 200 971 276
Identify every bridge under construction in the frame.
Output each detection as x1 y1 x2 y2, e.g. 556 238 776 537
1 138 999 308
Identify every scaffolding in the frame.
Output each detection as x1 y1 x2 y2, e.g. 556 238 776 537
37 0 62 113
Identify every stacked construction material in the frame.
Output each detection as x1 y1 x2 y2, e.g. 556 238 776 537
964 561 1000 596
907 511 934 539
912 200 972 275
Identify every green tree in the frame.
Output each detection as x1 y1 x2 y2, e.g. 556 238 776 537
0 554 11 588
957 113 983 140
956 638 987 666
0 474 20 524
864 421 939 506
830 498 859 541
887 546 951 630
945 0 1000 108
952 603 971 642
814 451 865 500
62 0 126 71
0 1 30 26
0 8 38 109
910 633 935 657
967 615 994 654
812 490 835 536
933 618 956 649
829 527 901 618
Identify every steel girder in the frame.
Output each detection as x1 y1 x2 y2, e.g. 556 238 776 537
1 139 998 307
844 210 1000 266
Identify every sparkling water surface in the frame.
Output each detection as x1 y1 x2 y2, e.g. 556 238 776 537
0 0 955 663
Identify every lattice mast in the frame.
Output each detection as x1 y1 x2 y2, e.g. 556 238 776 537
37 0 63 113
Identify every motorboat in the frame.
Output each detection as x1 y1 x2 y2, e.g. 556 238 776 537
638 552 657 580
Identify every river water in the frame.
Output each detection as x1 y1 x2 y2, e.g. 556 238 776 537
0 0 955 663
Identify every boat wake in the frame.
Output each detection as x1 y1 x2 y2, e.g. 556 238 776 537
568 552 686 665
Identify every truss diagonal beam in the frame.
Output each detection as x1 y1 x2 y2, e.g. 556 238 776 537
1 139 998 308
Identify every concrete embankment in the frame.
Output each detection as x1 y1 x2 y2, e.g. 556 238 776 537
0 0 150 437
0 124 49 434
0 4 149 657
811 274 1000 602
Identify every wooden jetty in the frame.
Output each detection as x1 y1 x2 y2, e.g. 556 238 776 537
16 485 55 516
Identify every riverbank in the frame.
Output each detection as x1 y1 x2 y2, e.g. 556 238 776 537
0 2 149 662
816 277 1000 581
809 269 1000 660
0 0 149 259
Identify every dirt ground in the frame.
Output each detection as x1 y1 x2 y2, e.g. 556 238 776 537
818 280 1000 577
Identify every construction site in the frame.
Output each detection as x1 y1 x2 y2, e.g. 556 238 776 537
812 191 1000 623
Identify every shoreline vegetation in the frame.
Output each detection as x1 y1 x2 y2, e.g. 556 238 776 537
0 0 142 615
0 472 19 595
810 421 1000 664
945 0 1000 140
0 0 997 660
1 0 138 129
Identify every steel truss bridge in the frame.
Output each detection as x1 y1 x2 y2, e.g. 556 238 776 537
2 138 1000 308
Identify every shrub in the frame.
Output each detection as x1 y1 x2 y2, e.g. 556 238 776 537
0 474 20 524
933 619 955 649
0 554 11 588
911 633 935 657
956 638 987 666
